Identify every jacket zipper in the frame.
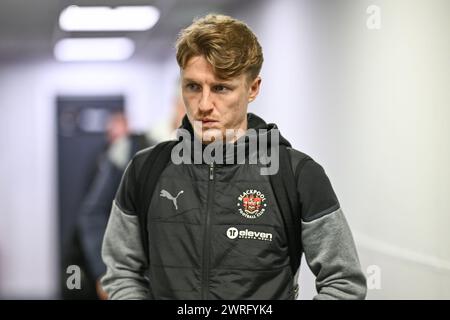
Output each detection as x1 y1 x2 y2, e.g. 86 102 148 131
202 162 215 299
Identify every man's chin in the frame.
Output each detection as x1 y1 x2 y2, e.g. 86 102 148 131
190 127 220 143
201 128 223 144
194 128 248 144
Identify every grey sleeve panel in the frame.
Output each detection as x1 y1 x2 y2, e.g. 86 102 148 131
301 208 367 300
101 200 150 300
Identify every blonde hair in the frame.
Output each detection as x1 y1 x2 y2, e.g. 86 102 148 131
175 14 263 81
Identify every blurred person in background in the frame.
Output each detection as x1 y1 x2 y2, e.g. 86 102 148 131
75 111 148 299
77 96 185 299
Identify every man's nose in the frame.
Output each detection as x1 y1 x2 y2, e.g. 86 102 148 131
198 89 214 112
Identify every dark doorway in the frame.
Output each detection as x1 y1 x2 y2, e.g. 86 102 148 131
56 96 124 299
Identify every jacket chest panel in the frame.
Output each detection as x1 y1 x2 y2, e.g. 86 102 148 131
148 164 284 226
146 163 290 270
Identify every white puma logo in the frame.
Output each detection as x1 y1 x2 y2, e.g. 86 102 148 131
160 189 184 210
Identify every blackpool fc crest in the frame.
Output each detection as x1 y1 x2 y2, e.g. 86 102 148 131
237 189 267 219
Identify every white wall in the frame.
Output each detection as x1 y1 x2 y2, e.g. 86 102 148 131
236 0 450 299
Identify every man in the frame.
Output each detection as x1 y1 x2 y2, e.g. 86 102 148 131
101 14 366 300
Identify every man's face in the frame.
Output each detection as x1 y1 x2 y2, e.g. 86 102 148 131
181 55 261 143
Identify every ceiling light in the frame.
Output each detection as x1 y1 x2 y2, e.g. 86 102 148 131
59 5 160 31
54 38 135 62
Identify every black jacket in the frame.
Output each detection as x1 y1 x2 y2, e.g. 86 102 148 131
101 113 367 299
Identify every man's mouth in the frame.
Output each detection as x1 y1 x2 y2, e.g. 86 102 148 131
200 119 219 127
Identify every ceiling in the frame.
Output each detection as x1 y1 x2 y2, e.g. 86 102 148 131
0 0 249 62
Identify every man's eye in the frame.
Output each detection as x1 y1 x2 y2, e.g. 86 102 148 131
213 85 229 93
186 83 200 91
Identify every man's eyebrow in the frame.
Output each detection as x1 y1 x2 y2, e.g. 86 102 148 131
182 77 237 86
182 78 198 83
213 80 235 86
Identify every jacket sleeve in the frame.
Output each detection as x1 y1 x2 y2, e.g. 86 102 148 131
100 156 151 300
296 159 367 300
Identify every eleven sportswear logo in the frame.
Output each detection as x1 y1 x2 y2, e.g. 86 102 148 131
226 227 273 242
237 189 267 219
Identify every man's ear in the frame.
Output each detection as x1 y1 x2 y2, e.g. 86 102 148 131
248 76 261 103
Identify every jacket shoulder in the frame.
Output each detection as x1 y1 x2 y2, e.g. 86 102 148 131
287 147 340 222
286 147 314 175
131 140 177 175
114 141 172 214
